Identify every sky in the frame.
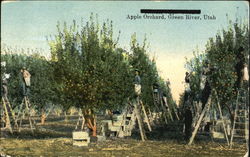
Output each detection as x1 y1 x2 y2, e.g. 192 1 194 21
1 1 249 102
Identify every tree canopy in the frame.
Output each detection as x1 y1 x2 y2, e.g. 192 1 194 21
182 18 249 118
1 14 176 119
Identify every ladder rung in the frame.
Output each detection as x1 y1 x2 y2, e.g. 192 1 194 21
235 122 245 124
237 102 246 104
234 129 245 134
234 127 245 129
233 135 246 138
236 116 246 118
238 109 246 111
238 108 246 110
237 109 246 111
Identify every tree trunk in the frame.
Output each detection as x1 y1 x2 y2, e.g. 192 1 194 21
225 104 234 125
92 123 97 137
84 109 97 137
41 110 46 125
86 117 97 137
107 109 114 124
216 101 230 146
147 108 155 125
64 111 69 122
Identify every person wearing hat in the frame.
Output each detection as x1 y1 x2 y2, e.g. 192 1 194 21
134 70 141 96
185 72 190 83
235 47 246 89
1 62 10 99
200 62 213 110
20 67 31 96
2 74 10 99
184 72 191 105
152 83 159 103
184 105 193 141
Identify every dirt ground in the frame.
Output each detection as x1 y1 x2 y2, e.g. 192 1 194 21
0 115 247 157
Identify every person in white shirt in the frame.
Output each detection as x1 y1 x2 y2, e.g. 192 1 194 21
20 67 31 96
1 61 10 98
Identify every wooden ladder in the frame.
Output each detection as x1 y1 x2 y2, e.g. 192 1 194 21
152 87 170 125
75 109 85 131
188 89 229 145
135 97 147 141
230 88 249 148
188 95 212 145
140 100 152 132
116 105 130 137
17 96 37 134
116 102 138 137
1 96 18 133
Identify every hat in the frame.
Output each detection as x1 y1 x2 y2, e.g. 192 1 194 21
1 61 6 67
238 46 244 52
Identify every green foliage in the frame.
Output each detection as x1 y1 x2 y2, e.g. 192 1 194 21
185 50 206 101
129 33 157 108
205 21 249 106
2 14 176 116
129 33 176 110
1 50 55 110
184 18 249 112
49 14 133 111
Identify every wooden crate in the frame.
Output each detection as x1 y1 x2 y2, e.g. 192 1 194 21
212 131 225 139
72 131 90 146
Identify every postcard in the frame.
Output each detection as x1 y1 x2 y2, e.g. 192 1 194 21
1 1 249 157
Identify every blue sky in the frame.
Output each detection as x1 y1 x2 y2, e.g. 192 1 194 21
1 1 249 101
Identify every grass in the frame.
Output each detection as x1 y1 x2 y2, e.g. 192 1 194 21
0 115 247 157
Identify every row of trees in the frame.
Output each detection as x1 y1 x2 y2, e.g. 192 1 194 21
2 14 176 136
1 53 55 110
181 18 249 123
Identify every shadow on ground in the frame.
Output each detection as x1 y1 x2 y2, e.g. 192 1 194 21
0 116 247 157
